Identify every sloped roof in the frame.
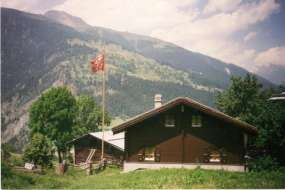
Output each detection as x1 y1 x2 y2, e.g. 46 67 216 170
70 131 124 151
112 97 258 135
90 131 125 150
269 92 285 101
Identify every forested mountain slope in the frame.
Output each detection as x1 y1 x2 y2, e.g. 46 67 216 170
1 8 273 150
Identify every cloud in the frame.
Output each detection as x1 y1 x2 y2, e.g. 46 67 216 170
150 0 279 70
53 0 199 35
254 46 285 68
52 0 281 71
2 0 282 72
203 0 242 15
1 0 66 13
244 32 257 42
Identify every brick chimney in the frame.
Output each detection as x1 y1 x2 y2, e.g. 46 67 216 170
154 94 162 108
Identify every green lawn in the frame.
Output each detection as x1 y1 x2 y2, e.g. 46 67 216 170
2 165 285 189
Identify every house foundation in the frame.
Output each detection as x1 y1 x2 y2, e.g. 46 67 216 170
123 162 245 172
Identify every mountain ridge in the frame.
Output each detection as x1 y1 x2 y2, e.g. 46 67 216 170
1 8 274 151
44 9 278 86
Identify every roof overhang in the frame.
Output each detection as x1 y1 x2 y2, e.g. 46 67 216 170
68 132 125 151
269 92 285 101
112 97 258 136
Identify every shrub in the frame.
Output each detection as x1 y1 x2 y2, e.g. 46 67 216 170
23 133 54 168
249 155 278 171
10 154 25 166
1 143 13 161
1 161 12 179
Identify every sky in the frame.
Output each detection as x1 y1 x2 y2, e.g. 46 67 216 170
2 0 285 72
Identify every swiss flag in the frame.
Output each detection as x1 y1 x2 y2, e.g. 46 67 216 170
90 52 105 73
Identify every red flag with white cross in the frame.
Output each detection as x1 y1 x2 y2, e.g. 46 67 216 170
90 52 105 73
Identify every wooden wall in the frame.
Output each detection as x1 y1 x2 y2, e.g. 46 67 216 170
73 135 123 164
125 104 245 165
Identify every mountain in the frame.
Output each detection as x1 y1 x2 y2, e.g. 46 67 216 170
1 8 274 151
256 64 285 85
44 10 90 32
45 10 273 89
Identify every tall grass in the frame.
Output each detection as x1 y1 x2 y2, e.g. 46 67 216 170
2 165 285 189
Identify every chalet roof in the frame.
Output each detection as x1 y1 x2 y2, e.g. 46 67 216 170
112 97 258 135
70 131 125 151
90 131 125 151
269 92 285 101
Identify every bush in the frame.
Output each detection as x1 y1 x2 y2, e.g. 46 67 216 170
2 170 35 189
1 143 13 161
10 154 25 166
23 133 54 168
249 155 278 171
1 161 12 179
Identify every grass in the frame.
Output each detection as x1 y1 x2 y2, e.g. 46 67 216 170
2 165 285 189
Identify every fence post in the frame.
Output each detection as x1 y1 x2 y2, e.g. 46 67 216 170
86 161 92 175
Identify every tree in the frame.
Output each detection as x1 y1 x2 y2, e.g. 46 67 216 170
216 74 285 167
216 74 263 123
73 95 111 137
28 87 76 163
254 96 285 165
23 133 53 168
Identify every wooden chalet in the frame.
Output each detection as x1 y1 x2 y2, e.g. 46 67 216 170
70 131 124 165
112 95 258 172
269 92 285 101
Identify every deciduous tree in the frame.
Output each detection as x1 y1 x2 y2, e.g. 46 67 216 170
28 87 76 163
216 74 285 168
73 95 110 137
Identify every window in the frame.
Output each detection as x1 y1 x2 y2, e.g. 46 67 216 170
138 147 160 162
202 148 227 163
192 115 202 127
165 115 175 127
144 147 155 161
209 151 221 163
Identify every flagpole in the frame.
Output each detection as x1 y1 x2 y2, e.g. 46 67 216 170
101 50 106 160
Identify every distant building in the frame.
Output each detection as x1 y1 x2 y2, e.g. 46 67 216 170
112 95 257 172
70 131 124 165
269 92 285 101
